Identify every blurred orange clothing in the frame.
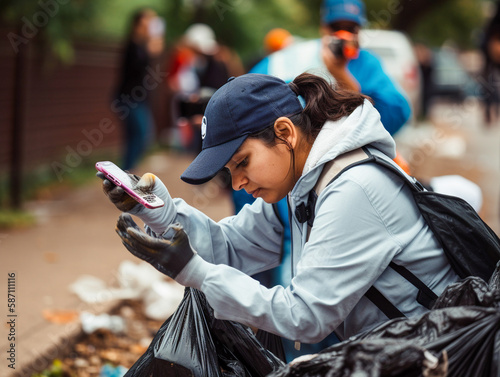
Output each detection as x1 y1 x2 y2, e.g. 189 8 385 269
393 151 411 175
264 28 293 53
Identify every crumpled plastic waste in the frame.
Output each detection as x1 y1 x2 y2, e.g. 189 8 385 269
80 312 126 334
124 287 285 377
142 279 185 320
69 260 184 320
270 262 500 377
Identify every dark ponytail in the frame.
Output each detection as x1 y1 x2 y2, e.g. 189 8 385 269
288 72 372 141
248 72 372 146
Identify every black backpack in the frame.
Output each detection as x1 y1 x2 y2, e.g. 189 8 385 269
297 147 500 319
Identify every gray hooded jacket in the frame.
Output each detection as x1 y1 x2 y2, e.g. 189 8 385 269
141 99 459 342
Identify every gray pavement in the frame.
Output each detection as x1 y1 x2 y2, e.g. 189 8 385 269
1 98 499 377
395 98 500 233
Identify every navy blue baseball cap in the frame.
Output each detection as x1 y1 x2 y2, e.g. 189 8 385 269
321 0 366 26
181 74 304 185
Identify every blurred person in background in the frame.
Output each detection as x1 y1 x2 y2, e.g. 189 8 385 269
166 23 236 153
114 8 165 171
480 0 500 125
414 43 434 119
251 0 411 136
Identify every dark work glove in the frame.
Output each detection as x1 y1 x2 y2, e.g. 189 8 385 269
115 213 195 279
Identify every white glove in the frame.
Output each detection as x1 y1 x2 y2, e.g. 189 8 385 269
98 172 176 235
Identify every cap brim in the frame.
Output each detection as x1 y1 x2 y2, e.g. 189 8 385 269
181 135 248 185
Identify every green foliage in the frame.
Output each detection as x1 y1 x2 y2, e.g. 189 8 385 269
0 209 36 229
1 0 100 63
409 0 484 48
0 0 489 63
75 0 170 42
0 0 324 64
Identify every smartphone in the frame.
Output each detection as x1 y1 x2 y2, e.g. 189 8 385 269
96 161 165 209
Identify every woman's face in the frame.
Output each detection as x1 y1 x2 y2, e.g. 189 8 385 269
134 10 157 40
225 138 295 203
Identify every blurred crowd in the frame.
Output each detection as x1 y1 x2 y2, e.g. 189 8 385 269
113 1 500 176
113 8 301 172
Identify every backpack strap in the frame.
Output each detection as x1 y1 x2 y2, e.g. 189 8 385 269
362 149 428 193
314 148 372 194
295 148 372 228
365 286 405 319
389 262 437 309
304 147 438 319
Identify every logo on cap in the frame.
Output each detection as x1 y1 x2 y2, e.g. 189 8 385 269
201 116 207 139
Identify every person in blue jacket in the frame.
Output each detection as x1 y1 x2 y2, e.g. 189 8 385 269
250 0 411 135
233 0 412 359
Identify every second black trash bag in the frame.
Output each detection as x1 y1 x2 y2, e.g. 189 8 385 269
270 264 500 377
269 338 445 377
124 287 285 377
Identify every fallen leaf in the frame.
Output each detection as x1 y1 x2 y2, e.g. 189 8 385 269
42 309 79 324
129 343 147 354
99 349 120 362
43 251 59 263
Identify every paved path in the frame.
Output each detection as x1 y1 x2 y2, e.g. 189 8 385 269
395 98 500 233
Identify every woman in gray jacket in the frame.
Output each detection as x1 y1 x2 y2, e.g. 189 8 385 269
101 72 459 345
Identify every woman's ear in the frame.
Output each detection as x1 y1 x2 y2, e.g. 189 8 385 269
273 117 298 148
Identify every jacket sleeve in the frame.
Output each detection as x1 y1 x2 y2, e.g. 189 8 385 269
178 172 404 343
351 50 412 136
149 197 284 276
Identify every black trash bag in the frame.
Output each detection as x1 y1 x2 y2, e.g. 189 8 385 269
351 265 500 377
350 306 500 376
432 260 500 310
270 264 500 377
489 261 500 292
432 276 494 309
256 329 287 363
153 287 221 376
124 287 285 377
270 307 498 377
269 338 447 377
207 309 286 376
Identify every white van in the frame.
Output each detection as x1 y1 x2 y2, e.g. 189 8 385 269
359 29 422 120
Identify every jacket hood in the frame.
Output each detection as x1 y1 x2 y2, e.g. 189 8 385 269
291 99 396 200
